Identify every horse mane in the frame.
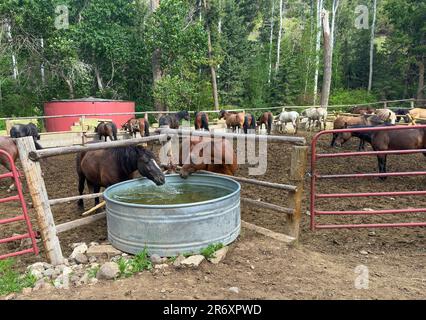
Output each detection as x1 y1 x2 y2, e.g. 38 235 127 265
109 146 155 175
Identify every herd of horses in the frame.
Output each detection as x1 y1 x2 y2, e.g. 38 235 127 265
1 106 426 210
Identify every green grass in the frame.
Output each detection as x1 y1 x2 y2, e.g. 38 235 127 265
88 265 100 279
0 259 36 296
200 243 224 259
117 248 153 278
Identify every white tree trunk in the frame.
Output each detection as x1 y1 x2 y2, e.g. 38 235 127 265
5 21 18 80
268 0 275 84
275 0 284 75
313 0 323 105
321 9 332 108
304 0 315 99
150 0 165 111
40 38 45 85
330 0 339 53
368 0 377 92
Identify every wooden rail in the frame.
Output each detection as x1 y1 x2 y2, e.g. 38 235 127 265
29 134 168 161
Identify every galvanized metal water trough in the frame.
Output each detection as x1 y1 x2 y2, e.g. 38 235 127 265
103 173 241 257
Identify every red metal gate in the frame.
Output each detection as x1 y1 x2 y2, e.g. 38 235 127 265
0 149 39 260
310 125 426 230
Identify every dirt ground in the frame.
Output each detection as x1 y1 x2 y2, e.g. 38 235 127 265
0 130 425 300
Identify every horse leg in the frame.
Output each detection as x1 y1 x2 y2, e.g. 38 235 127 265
77 173 86 208
330 133 337 147
377 155 387 180
93 184 101 206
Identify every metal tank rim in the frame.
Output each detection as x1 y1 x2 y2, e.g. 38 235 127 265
103 173 241 209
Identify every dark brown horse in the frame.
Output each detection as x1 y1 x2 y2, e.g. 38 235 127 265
159 111 190 129
335 125 426 177
219 110 245 132
77 146 165 207
194 112 209 131
96 121 118 141
180 136 238 178
243 113 256 134
257 112 273 135
122 118 150 138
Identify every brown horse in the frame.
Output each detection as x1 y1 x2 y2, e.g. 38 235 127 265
371 128 426 177
77 145 165 208
194 112 209 131
180 136 238 178
350 106 376 115
96 121 118 141
331 116 368 148
219 110 245 132
0 137 19 192
257 112 273 135
123 118 150 138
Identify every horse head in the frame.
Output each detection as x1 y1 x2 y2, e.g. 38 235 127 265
177 110 190 121
136 146 165 186
218 110 227 120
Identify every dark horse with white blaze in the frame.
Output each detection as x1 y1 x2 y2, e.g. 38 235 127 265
96 121 118 141
159 111 190 129
76 146 165 208
10 123 42 150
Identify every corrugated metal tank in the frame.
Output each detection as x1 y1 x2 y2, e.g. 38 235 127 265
103 174 241 257
43 98 135 132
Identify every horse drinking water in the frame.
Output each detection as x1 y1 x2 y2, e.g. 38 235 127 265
76 146 165 208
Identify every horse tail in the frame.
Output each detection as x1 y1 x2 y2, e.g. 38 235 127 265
243 115 249 134
267 113 273 133
144 119 150 136
112 122 118 140
201 112 209 131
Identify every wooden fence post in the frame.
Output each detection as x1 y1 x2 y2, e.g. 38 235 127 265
80 115 86 146
16 137 64 265
286 145 308 240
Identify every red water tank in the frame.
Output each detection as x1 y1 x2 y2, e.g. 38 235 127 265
43 98 136 132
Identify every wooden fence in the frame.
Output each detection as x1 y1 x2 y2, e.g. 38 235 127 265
16 129 308 265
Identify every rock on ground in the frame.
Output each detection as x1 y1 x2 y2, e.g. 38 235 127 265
208 247 229 264
96 262 120 280
181 255 205 268
86 245 122 260
70 244 88 259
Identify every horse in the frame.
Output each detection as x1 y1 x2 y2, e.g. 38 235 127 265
179 136 238 178
374 109 397 124
159 110 190 129
122 118 150 138
330 116 369 148
243 113 256 134
405 108 426 124
301 107 328 131
0 137 19 192
277 109 299 134
394 109 410 123
257 112 273 135
194 112 209 131
349 106 376 115
76 145 165 208
332 115 391 151
371 128 426 177
10 123 42 150
218 110 245 133
95 121 118 141
334 124 426 177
